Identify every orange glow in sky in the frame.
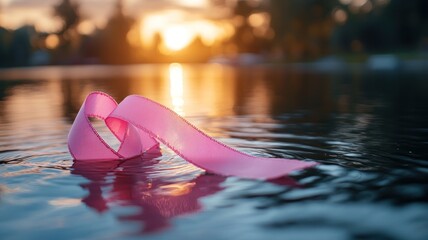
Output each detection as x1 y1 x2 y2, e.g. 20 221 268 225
163 25 194 51
140 10 234 52
1 0 233 52
0 6 62 32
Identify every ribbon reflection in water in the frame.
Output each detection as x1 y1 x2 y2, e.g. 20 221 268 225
72 151 226 234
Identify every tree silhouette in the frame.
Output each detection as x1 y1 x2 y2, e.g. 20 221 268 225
52 0 81 63
54 0 80 35
99 0 135 64
269 0 335 61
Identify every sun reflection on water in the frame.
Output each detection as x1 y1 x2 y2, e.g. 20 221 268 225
168 63 185 116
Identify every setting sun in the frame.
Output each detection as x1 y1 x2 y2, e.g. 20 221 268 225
163 25 194 51
139 10 233 53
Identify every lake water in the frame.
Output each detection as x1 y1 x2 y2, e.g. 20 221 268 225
0 64 427 240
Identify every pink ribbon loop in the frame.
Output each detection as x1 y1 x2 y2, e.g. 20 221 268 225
68 92 317 179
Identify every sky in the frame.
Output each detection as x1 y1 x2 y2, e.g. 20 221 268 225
0 0 234 32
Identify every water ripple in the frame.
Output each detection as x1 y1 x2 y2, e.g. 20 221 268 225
1 66 428 239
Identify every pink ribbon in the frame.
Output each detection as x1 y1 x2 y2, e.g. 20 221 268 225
68 92 317 179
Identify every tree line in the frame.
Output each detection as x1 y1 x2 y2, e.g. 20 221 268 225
0 0 427 67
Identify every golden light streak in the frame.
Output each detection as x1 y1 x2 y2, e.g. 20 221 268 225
169 63 185 116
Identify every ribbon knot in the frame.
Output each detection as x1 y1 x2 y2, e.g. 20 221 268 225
68 92 317 179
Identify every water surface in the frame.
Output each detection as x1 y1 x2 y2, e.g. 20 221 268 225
0 64 427 240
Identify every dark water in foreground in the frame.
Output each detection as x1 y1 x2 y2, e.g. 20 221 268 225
0 64 427 240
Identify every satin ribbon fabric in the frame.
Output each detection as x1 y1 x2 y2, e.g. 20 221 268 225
68 92 317 179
